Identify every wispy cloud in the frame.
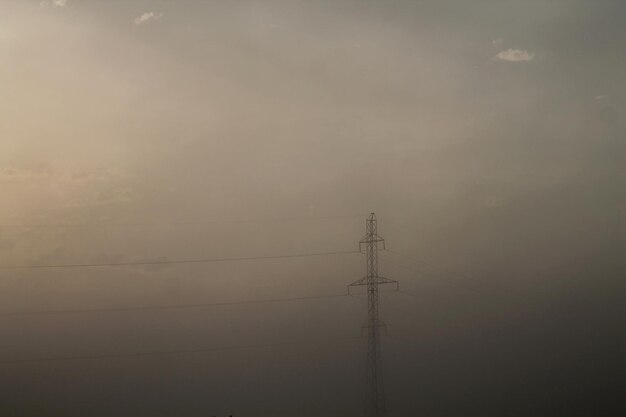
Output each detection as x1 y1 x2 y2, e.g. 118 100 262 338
40 0 68 7
134 12 164 26
495 49 534 62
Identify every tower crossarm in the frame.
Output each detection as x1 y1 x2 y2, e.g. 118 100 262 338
348 276 398 292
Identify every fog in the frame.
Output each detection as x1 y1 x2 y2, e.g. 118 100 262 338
0 1 623 416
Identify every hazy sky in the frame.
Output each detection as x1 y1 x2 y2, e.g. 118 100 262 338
0 1 624 416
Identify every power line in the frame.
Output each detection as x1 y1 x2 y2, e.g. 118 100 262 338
0 249 360 270
0 337 362 365
0 293 350 317
0 214 366 230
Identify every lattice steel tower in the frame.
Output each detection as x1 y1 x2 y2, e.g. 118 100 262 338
350 213 398 417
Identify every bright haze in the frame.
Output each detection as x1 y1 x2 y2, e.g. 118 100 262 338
0 1 623 416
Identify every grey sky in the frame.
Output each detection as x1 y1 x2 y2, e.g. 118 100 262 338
0 1 624 416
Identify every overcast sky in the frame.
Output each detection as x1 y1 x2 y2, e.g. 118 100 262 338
0 1 624 416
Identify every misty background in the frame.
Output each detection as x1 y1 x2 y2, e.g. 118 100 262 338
0 1 624 416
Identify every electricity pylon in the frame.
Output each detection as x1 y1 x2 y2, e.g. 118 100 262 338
349 213 398 417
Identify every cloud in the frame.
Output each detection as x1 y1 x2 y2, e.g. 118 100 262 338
134 12 164 25
492 39 503 47
40 0 68 7
495 48 534 62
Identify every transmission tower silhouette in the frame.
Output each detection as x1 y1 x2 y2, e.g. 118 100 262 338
350 213 398 417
